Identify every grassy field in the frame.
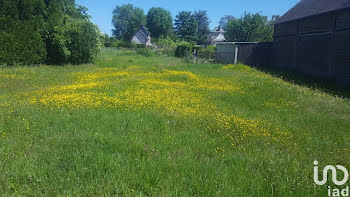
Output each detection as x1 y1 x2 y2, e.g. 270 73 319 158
0 48 349 196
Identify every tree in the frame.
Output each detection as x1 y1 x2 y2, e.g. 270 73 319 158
219 15 235 30
112 4 146 41
0 0 101 65
45 0 101 64
174 11 198 42
146 7 173 39
270 15 281 25
225 12 273 42
194 10 210 45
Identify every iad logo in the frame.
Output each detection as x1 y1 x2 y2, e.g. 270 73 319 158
314 161 349 197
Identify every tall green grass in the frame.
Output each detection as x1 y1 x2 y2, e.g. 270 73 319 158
0 48 349 196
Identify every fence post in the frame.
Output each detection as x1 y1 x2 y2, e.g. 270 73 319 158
234 45 238 64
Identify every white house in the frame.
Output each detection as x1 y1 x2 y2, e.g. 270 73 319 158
207 27 226 45
131 25 151 45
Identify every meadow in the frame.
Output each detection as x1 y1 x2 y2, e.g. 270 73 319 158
0 48 349 196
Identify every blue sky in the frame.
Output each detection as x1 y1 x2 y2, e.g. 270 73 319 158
76 0 300 35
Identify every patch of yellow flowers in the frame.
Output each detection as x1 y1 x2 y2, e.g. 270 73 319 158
18 65 292 145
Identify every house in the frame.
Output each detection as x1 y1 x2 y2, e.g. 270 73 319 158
272 0 350 85
131 25 151 45
207 27 226 45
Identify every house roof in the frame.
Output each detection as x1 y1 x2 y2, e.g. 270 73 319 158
211 27 225 33
276 0 350 24
134 25 150 39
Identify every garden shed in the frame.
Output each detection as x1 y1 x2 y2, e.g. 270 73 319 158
272 0 350 85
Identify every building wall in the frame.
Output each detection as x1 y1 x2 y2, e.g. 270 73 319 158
216 44 235 64
272 7 350 86
131 31 147 44
216 43 272 66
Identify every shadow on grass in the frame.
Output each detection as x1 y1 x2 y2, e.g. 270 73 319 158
255 66 350 99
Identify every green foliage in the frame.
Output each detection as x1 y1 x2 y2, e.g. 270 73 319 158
117 42 145 49
198 45 216 59
101 34 121 48
146 7 173 39
174 11 198 42
1 48 350 196
112 4 146 41
219 15 235 30
225 12 273 42
155 37 177 48
65 19 101 64
137 48 155 57
0 21 46 65
200 45 216 53
194 10 210 45
0 0 101 66
175 42 193 57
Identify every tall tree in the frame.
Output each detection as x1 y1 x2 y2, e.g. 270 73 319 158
194 10 210 45
0 0 101 65
270 15 281 25
174 11 198 42
146 7 173 39
219 15 235 30
112 4 146 41
225 12 273 42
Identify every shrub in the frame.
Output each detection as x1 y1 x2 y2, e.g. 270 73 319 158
175 42 193 57
137 48 155 57
0 21 46 66
46 18 101 65
66 19 101 64
0 0 101 66
197 46 216 60
117 42 146 49
155 37 177 48
202 45 216 53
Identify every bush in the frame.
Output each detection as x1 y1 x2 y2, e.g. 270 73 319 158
66 19 101 64
201 45 216 53
0 21 47 65
0 0 101 66
117 42 146 49
174 42 193 57
137 48 155 57
155 37 177 48
198 46 216 59
46 18 101 65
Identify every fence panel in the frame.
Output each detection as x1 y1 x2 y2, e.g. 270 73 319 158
296 33 332 78
237 43 272 67
335 30 350 84
271 37 296 69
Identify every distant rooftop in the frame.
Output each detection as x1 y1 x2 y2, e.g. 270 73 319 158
211 27 225 33
276 0 350 24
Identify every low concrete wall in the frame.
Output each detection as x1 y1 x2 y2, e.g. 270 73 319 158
216 42 272 67
216 43 236 64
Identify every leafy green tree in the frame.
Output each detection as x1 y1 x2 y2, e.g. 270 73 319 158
219 15 235 30
0 0 47 65
146 7 173 39
174 11 198 42
270 15 281 25
225 12 273 42
0 0 101 65
194 10 210 45
0 21 46 65
112 4 146 41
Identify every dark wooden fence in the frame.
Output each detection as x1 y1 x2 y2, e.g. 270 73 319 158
272 7 350 86
236 43 272 67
